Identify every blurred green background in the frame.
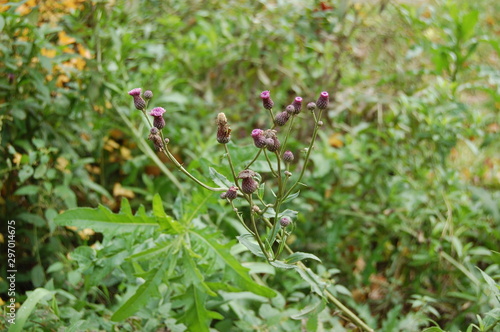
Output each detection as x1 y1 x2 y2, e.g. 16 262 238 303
1 0 499 330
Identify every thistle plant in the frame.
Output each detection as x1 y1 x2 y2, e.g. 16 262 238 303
126 88 374 331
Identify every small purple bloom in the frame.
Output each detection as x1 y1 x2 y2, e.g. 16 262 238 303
260 90 274 110
316 91 329 110
292 97 302 114
150 107 166 116
128 88 142 96
251 129 267 148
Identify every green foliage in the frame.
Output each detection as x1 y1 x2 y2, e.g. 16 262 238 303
1 0 499 331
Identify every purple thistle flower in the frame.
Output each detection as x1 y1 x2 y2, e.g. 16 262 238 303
150 107 166 130
316 91 329 110
128 88 142 96
291 96 303 114
251 129 267 148
260 90 274 110
129 88 146 110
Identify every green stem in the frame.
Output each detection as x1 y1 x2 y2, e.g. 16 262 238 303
249 195 270 262
245 149 262 169
263 149 278 177
224 144 242 191
283 108 324 199
229 200 254 235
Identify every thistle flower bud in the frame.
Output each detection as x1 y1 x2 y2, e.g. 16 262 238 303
280 216 291 227
238 170 259 194
143 90 153 100
150 127 159 135
224 186 238 200
251 129 267 148
129 88 146 110
216 112 231 144
252 205 261 213
148 132 163 151
316 91 329 110
283 150 294 163
274 111 290 126
266 136 280 152
150 107 166 130
263 129 280 152
285 105 295 115
260 90 274 110
291 97 303 114
307 102 317 111
284 171 292 177
220 192 227 199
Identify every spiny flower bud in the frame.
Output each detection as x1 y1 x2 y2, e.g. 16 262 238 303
225 186 238 200
220 192 227 199
260 90 274 110
274 111 290 126
238 170 259 194
143 90 153 100
150 107 166 130
267 137 280 152
216 112 231 144
307 102 317 111
283 150 294 163
284 171 292 177
291 97 303 114
285 105 295 115
148 131 163 151
316 91 329 110
280 216 291 227
129 88 146 110
150 127 159 135
251 129 267 148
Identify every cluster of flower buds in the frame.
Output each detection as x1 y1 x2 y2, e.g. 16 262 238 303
128 88 170 150
251 129 281 152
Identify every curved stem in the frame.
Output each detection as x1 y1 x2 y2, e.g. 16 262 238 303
263 149 278 177
245 149 262 169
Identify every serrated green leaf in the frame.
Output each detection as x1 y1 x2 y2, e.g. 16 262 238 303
111 259 170 321
182 247 217 297
177 285 222 332
296 267 326 296
190 229 276 298
54 204 158 234
285 252 322 264
290 298 326 320
269 260 296 270
237 234 265 258
208 167 234 188
153 194 183 234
